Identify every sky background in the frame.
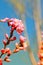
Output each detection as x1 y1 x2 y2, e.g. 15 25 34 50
0 0 43 65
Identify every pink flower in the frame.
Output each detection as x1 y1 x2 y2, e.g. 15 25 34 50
8 18 24 34
8 21 14 26
8 18 19 27
19 35 27 51
13 19 20 27
8 19 17 30
20 35 26 43
16 20 24 34
16 25 24 34
1 18 9 22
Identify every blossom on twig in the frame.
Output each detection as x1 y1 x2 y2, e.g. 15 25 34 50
0 18 27 65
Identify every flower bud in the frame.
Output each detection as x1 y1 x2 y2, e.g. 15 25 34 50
5 48 10 53
10 37 16 41
13 49 19 53
1 49 6 54
15 43 19 49
19 47 24 50
5 33 9 40
3 40 7 45
20 35 26 43
6 59 11 62
4 56 9 61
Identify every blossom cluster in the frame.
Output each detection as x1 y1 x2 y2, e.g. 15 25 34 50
0 18 27 65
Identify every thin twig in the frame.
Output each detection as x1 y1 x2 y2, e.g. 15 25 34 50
0 30 13 58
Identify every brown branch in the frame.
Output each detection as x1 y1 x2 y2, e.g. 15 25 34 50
0 30 13 58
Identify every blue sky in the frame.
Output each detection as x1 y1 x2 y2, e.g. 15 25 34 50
0 0 42 65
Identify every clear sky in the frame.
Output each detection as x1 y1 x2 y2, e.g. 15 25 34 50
0 0 42 65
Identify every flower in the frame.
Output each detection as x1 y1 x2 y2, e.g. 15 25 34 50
8 18 19 30
16 25 24 34
20 35 26 43
19 42 27 51
8 21 14 27
8 18 24 34
13 18 20 27
16 20 24 34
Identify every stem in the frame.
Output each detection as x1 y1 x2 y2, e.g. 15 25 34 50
0 30 13 58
